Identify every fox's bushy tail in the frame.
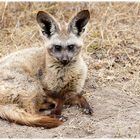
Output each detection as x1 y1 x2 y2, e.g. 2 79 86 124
0 104 63 128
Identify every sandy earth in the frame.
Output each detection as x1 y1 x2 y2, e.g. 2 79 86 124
0 82 140 138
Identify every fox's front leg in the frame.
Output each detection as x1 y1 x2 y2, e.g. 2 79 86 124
50 98 63 116
43 91 67 121
65 92 93 115
42 90 64 116
77 94 93 115
48 98 67 121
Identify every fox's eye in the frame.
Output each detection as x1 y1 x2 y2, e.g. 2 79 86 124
54 45 62 52
68 45 75 51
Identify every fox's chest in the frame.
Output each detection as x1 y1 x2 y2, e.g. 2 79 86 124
44 66 78 92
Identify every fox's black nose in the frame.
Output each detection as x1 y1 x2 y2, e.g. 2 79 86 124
61 60 69 66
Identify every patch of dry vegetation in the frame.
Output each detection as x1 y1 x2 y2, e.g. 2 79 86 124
0 2 140 96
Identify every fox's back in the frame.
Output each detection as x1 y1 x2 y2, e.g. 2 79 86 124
0 47 46 76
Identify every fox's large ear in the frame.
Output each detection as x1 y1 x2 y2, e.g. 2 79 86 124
37 11 60 38
68 10 90 36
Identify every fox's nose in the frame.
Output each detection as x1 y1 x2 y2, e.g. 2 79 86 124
60 54 70 66
61 59 69 66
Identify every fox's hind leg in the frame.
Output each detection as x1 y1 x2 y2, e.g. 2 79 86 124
0 79 63 127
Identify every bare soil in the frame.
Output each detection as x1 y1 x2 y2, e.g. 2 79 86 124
0 84 140 138
0 2 140 138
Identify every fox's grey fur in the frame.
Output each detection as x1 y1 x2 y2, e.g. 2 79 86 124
0 10 91 127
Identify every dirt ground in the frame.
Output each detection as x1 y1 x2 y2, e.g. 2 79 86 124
0 2 140 138
0 83 140 138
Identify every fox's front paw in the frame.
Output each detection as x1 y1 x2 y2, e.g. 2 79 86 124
83 107 93 115
49 114 68 122
58 115 68 122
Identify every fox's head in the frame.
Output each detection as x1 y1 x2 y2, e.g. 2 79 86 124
37 10 90 66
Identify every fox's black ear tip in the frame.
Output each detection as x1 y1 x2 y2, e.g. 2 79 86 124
80 10 90 14
36 11 50 22
37 11 46 16
82 10 90 13
78 10 90 18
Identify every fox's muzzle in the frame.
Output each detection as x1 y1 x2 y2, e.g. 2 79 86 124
61 60 70 66
60 56 70 66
